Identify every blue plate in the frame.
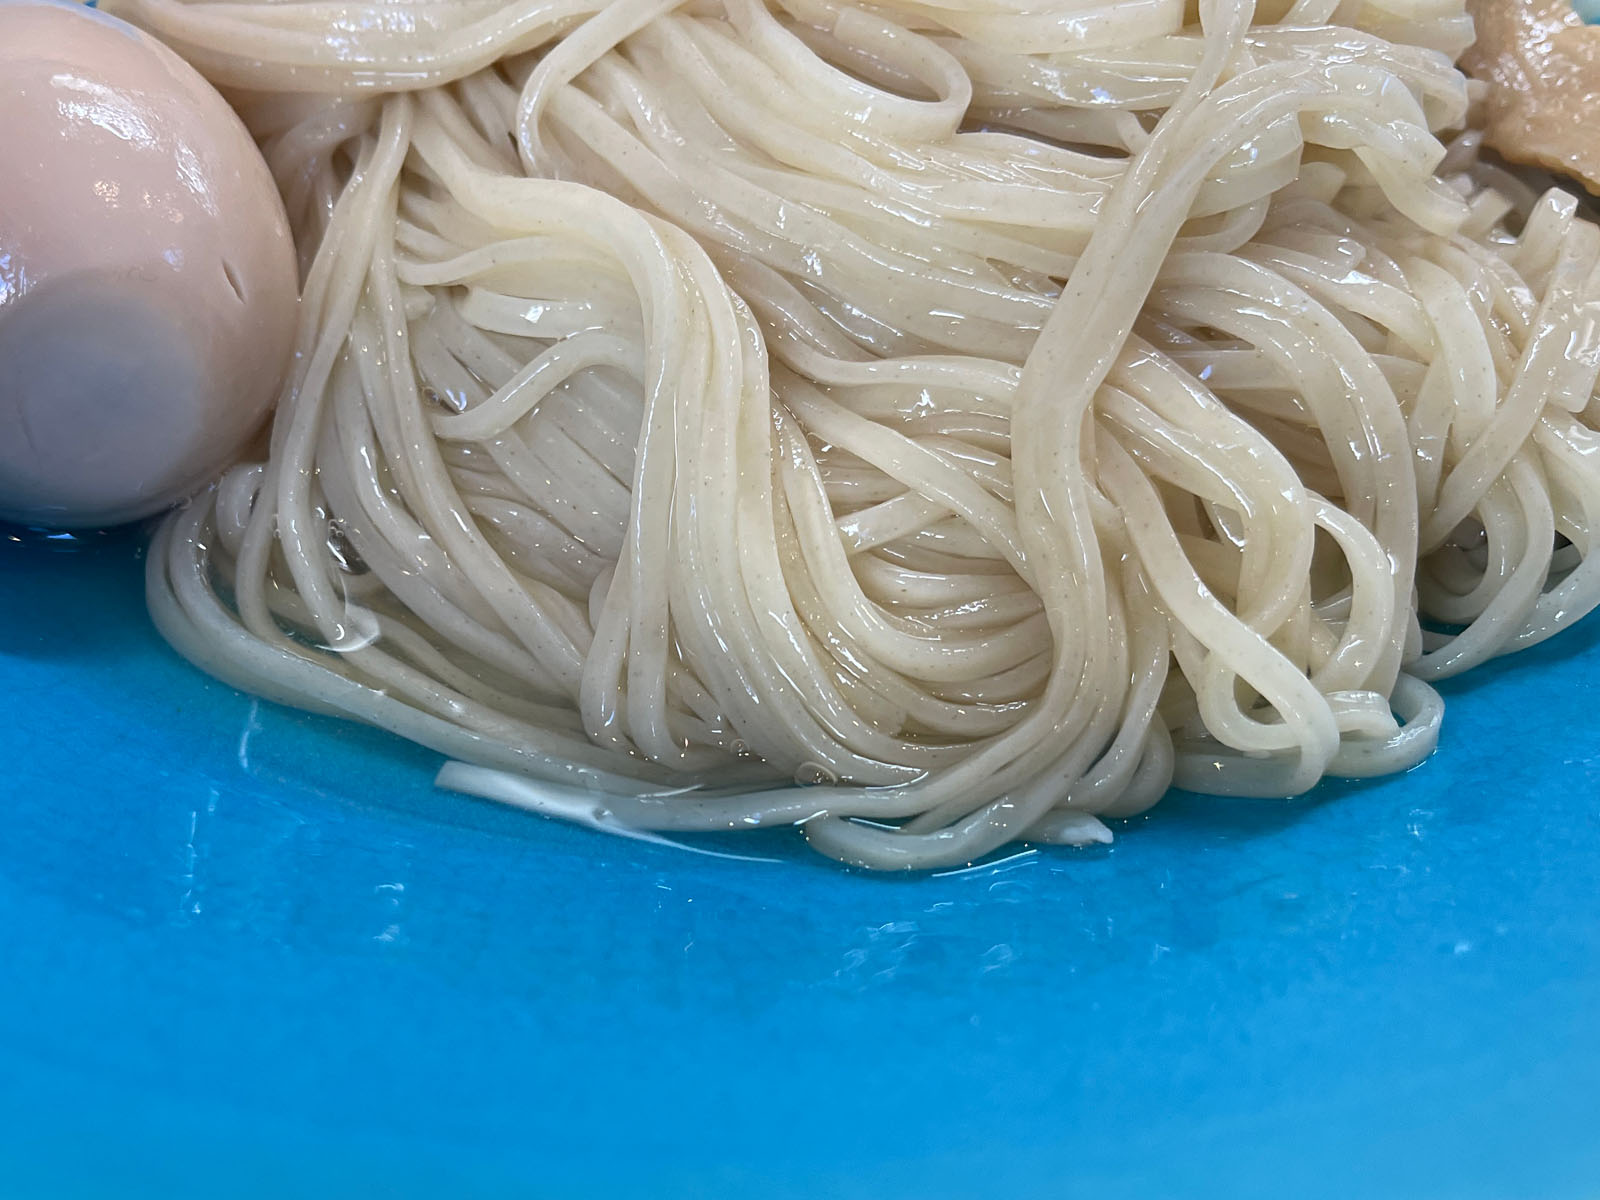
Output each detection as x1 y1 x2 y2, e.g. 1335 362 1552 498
2 522 1597 1198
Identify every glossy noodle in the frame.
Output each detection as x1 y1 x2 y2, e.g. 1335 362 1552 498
117 0 1600 867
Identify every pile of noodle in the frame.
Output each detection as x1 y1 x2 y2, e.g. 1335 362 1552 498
113 0 1600 867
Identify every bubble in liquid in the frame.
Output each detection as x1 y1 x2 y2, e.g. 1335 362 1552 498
794 761 838 787
326 519 369 576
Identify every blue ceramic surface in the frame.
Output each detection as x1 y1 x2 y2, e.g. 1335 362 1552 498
1 523 1597 1198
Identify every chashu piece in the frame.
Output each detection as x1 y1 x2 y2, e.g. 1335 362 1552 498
1462 0 1600 194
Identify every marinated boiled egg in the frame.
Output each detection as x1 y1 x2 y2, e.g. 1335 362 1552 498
0 0 298 528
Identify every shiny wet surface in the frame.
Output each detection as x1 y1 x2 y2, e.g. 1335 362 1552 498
1 523 1597 1198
